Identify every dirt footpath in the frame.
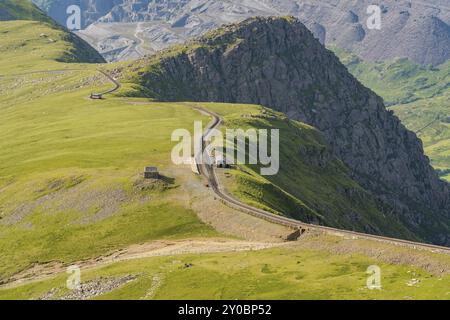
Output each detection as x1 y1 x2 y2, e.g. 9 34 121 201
2 238 289 289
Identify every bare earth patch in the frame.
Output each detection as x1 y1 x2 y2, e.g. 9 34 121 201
169 164 294 242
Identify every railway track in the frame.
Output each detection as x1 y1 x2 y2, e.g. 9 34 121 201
193 105 450 254
0 68 120 99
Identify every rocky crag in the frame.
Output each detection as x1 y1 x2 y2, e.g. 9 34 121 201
131 17 450 245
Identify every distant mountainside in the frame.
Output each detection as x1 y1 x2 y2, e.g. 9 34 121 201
1 0 104 64
123 17 450 245
33 0 450 65
334 48 450 183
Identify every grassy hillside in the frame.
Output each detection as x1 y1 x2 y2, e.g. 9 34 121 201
333 48 450 182
0 86 218 279
335 48 449 107
0 19 218 281
0 1 104 64
1 234 449 300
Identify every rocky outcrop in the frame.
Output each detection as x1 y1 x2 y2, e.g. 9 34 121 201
135 17 450 245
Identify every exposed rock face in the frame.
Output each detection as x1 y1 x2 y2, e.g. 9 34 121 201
99 0 191 24
136 17 450 245
33 0 191 28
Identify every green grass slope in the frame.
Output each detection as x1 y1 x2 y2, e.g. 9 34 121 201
0 0 104 64
0 88 217 279
333 48 450 182
0 19 217 281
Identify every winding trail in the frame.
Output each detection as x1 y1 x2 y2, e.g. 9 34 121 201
134 22 147 58
91 69 121 97
1 239 287 289
416 116 441 136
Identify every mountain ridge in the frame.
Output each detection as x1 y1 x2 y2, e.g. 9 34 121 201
0 0 105 64
123 16 450 245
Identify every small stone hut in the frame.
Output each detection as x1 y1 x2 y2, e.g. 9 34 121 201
144 167 159 179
